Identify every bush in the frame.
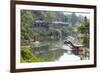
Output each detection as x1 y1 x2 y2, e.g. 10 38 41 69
21 48 44 63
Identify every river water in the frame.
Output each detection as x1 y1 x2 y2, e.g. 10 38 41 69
32 43 81 62
57 44 80 61
57 53 80 61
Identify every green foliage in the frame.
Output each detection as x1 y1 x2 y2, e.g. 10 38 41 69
77 16 89 47
21 23 33 40
83 35 89 47
21 10 36 44
77 16 89 33
21 10 35 24
21 48 44 63
43 11 53 23
20 10 90 62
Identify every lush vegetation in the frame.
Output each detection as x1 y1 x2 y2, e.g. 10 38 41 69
21 48 44 63
21 10 84 44
20 10 90 62
77 16 89 48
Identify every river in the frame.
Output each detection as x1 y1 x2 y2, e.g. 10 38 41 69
32 43 81 62
57 53 80 61
57 44 80 61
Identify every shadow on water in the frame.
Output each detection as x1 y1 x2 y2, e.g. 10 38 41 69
31 40 82 62
31 43 66 61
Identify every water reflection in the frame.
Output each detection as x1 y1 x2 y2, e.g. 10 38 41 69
57 53 80 61
31 41 83 62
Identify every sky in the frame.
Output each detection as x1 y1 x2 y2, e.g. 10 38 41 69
63 12 90 18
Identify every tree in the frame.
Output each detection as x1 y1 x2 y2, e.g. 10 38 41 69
21 10 36 44
43 11 53 30
77 16 89 47
77 16 89 34
21 10 35 25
